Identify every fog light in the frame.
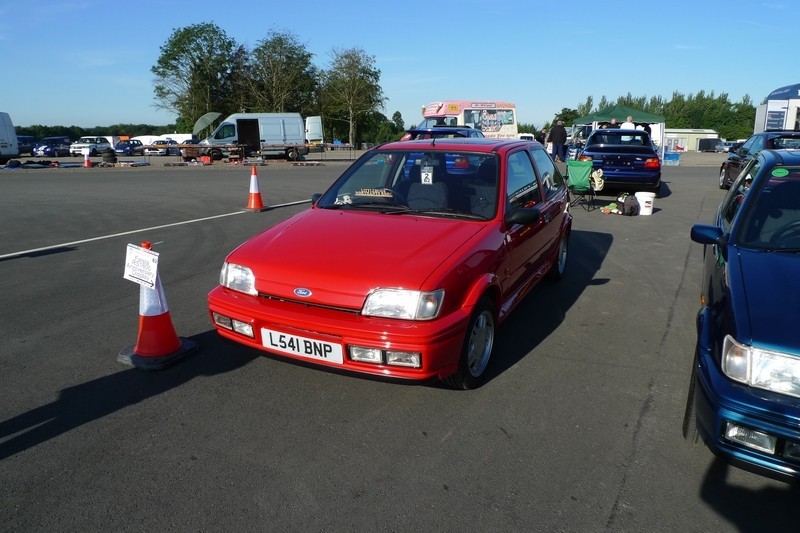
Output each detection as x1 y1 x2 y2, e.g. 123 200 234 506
213 312 233 330
784 442 800 462
725 422 776 454
386 351 421 368
350 346 383 364
232 320 254 338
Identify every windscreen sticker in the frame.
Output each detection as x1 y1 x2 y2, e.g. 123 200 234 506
421 165 434 184
334 194 353 205
354 188 394 197
772 168 789 177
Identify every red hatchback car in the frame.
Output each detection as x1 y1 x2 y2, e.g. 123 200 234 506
208 138 572 389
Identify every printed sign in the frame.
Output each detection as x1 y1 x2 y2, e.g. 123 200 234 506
123 243 159 288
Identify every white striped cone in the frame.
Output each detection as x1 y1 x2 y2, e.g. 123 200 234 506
119 270 197 370
246 166 265 211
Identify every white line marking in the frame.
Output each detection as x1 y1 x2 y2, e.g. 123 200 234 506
1 199 312 261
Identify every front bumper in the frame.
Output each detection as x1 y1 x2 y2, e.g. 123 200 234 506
694 344 800 483
208 286 470 381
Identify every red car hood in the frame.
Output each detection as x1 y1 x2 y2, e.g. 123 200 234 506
227 209 484 309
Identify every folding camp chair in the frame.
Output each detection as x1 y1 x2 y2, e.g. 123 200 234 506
566 159 596 211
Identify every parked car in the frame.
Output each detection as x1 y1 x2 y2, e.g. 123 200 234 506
718 130 800 189
402 126 485 141
16 135 36 156
576 129 661 194
34 136 71 157
684 149 800 484
114 139 144 156
69 136 112 156
145 139 180 156
208 138 572 389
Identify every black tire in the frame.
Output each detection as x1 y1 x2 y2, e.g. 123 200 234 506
442 297 496 390
718 168 728 189
682 369 699 443
547 232 569 282
90 148 98 157
286 147 299 160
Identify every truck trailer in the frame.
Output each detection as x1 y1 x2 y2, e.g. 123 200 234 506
200 113 309 160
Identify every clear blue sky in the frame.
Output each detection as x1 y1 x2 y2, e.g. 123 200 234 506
0 0 794 130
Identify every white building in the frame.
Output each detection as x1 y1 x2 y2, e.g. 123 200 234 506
755 83 800 133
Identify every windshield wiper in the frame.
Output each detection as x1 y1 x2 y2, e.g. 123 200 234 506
387 208 487 220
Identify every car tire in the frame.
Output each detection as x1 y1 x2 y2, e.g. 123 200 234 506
286 147 299 160
682 369 699 443
546 231 569 282
442 296 496 390
719 168 728 189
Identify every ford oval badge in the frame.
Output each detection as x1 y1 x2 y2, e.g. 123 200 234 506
294 288 312 298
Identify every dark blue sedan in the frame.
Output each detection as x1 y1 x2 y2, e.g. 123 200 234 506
683 149 800 484
577 129 661 195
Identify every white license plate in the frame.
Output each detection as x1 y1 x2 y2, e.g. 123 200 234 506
261 328 344 364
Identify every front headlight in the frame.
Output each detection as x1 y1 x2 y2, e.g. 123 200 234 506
722 335 800 398
219 262 257 296
362 288 444 320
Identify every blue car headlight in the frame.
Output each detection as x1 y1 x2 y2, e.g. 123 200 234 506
362 288 444 320
722 335 800 398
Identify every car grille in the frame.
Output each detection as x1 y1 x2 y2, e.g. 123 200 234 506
257 291 361 314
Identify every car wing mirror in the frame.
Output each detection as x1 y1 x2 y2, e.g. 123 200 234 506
311 193 322 205
506 206 542 226
690 224 729 260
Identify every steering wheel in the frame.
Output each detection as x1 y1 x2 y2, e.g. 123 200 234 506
769 220 800 244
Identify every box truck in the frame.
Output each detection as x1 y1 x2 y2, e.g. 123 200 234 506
0 112 20 163
200 113 309 160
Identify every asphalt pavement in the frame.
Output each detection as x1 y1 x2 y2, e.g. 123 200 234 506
1 152 795 532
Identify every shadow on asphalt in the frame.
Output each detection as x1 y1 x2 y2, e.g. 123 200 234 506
484 228 613 385
0 331 258 461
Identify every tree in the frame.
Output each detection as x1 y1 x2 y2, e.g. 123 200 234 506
249 30 319 115
391 111 404 132
151 23 239 132
321 48 385 146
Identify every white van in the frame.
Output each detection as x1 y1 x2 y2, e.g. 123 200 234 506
305 116 323 144
0 112 20 163
201 112 309 160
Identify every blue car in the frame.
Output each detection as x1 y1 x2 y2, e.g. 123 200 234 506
114 139 144 156
684 149 800 484
34 136 71 157
577 129 661 195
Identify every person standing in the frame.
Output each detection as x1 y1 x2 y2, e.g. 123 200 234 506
535 127 548 145
549 120 568 162
620 115 636 130
620 115 636 142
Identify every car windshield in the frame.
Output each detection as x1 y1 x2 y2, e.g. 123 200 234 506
737 167 800 250
587 131 651 146
316 150 499 219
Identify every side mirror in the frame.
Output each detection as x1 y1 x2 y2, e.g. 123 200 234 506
506 206 542 226
311 193 322 205
691 224 728 260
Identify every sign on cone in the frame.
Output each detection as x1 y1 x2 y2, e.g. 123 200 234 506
119 243 198 370
246 165 266 211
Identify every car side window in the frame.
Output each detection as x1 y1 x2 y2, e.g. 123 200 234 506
530 147 564 199
721 159 759 229
506 150 541 210
739 137 756 156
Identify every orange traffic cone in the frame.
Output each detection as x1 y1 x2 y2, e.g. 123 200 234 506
246 165 266 211
118 243 198 370
83 151 92 168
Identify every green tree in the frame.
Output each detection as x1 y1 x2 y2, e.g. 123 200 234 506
151 23 239 132
249 30 319 115
321 48 385 146
391 111 404 132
